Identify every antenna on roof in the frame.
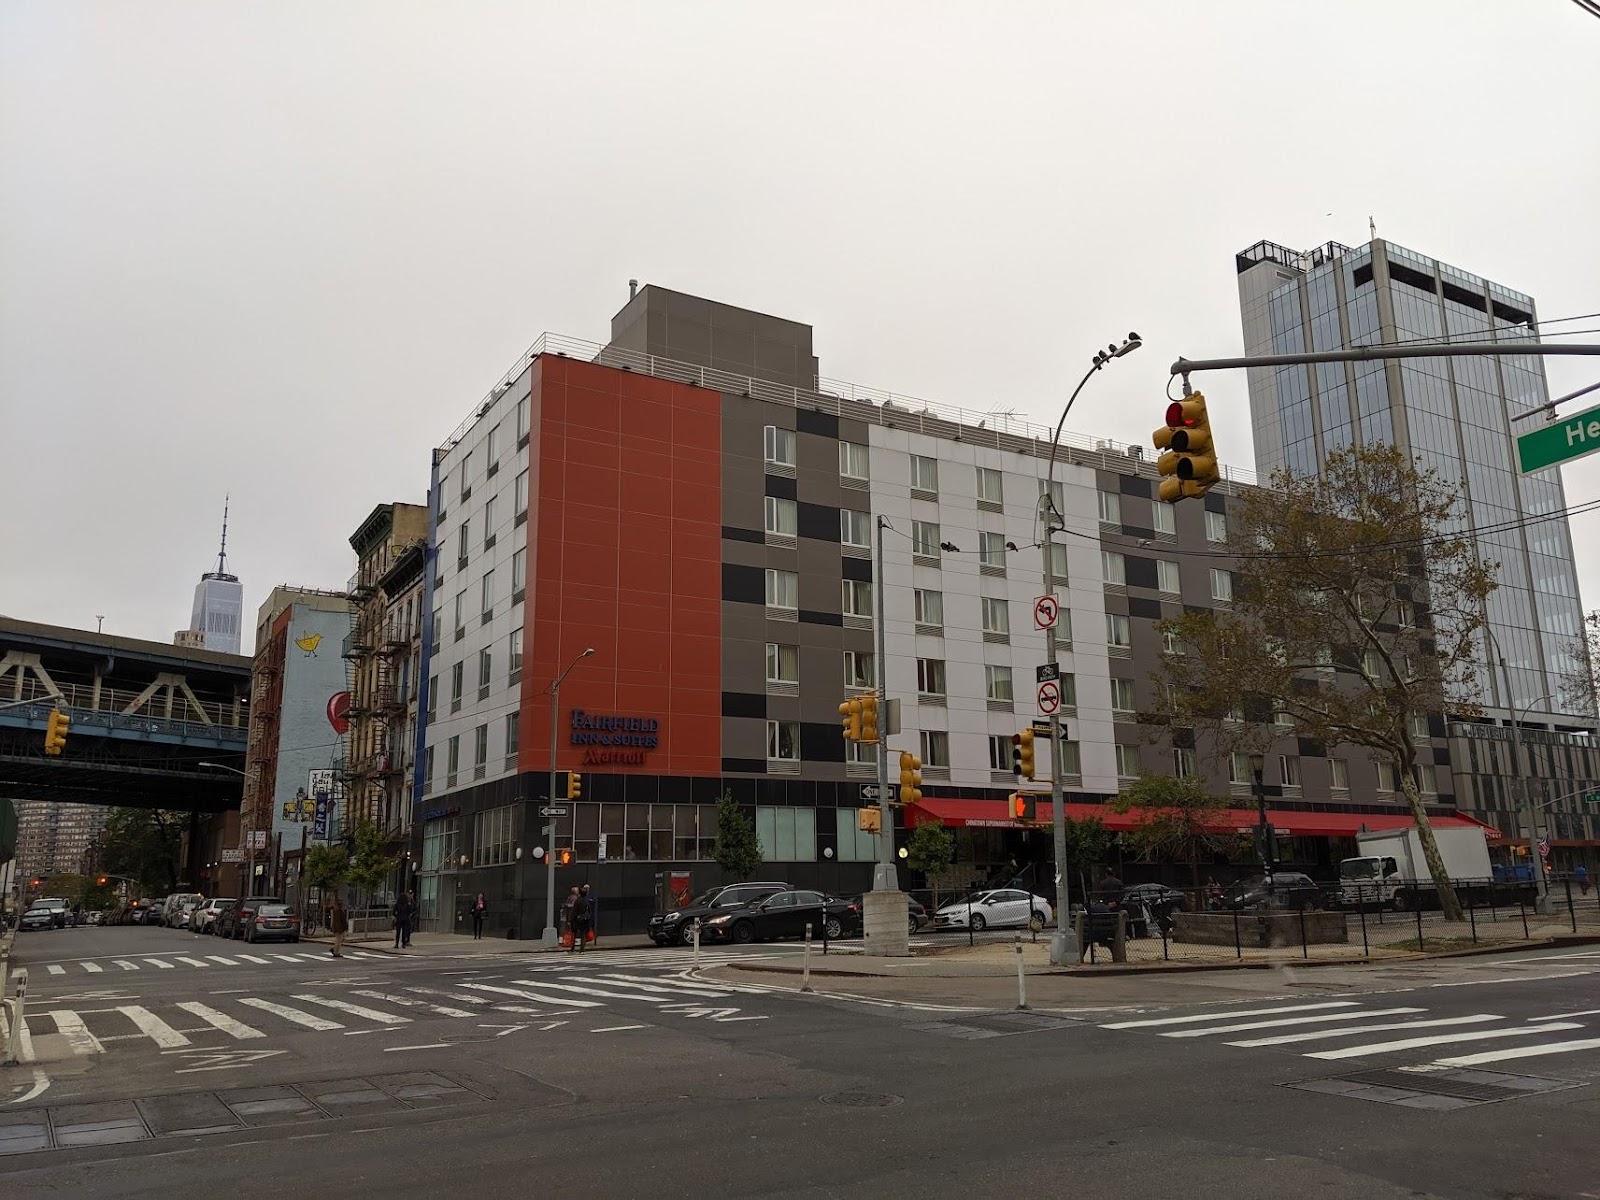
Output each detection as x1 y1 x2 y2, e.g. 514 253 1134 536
216 496 230 575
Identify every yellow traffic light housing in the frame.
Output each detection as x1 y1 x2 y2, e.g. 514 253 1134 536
858 694 879 744
839 697 863 742
898 750 923 807
44 708 70 756
1018 729 1036 780
1154 391 1220 502
566 771 582 800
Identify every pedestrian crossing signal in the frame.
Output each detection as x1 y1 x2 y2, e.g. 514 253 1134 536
558 849 573 866
1011 793 1037 822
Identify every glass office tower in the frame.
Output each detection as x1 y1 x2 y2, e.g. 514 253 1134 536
1236 238 1589 724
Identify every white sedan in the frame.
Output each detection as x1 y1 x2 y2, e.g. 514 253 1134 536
933 889 1054 932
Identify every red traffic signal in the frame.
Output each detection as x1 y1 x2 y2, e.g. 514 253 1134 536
1010 794 1037 823
1154 392 1219 502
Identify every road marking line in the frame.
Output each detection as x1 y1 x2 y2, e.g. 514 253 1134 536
1229 1015 1503 1048
1433 1036 1600 1067
291 994 410 1025
351 990 475 1019
405 987 493 1006
589 974 731 997
237 997 344 1031
176 1002 265 1040
516 980 668 1004
113 961 139 971
384 1043 451 1052
81 962 104 974
143 959 176 969
46 965 65 976
293 953 328 961
1305 1021 1584 1060
461 983 603 1008
116 1005 191 1049
176 957 210 968
344 952 385 960
590 1024 648 1033
1529 1009 1600 1021
1104 1002 1360 1030
205 956 239 966
1431 971 1596 988
1163 1007 1425 1038
236 954 270 964
270 954 301 962
539 1021 568 1031
47 1010 104 1056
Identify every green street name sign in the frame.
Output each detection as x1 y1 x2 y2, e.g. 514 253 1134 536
1586 791 1600 806
1517 402 1600 473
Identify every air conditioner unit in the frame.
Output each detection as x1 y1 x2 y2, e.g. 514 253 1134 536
1095 439 1113 451
1127 444 1144 459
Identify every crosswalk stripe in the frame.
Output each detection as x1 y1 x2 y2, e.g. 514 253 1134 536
142 958 175 969
291 993 410 1025
293 953 327 961
116 1005 191 1049
351 990 475 1018
47 1010 104 1055
82 962 104 974
176 957 209 968
1433 1036 1600 1067
46 965 65 976
1105 1002 1359 1030
1228 1014 1504 1048
205 956 239 966
460 982 603 1009
1529 1009 1600 1021
406 986 493 1006
583 975 731 998
237 954 270 964
1163 1007 1425 1039
513 979 668 1004
238 997 343 1031
177 1001 266 1039
345 951 385 960
113 960 140 971
269 954 300 962
1305 1021 1584 1060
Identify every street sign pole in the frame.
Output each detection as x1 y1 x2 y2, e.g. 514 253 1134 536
1037 509 1077 967
862 514 909 956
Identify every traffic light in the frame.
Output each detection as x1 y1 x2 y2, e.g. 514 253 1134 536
44 708 70 756
1154 391 1219 503
858 693 879 744
1011 793 1037 823
558 849 573 866
566 771 582 800
839 696 863 742
96 876 109 887
898 750 923 807
1018 729 1036 780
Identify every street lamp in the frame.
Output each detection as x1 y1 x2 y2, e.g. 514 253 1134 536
1039 333 1142 966
198 762 246 775
542 647 595 947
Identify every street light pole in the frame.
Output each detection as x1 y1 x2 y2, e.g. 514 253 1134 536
1249 754 1274 900
541 648 595 948
1040 334 1141 966
861 514 911 956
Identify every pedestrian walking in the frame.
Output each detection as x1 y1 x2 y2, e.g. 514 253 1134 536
561 886 580 947
393 890 416 949
471 892 487 939
1577 864 1591 896
570 883 595 953
329 896 348 958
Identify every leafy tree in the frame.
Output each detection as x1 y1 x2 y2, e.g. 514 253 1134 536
345 819 398 904
1108 773 1233 890
93 808 184 895
1150 443 1496 920
304 843 351 893
711 792 763 881
1059 816 1117 904
904 819 955 904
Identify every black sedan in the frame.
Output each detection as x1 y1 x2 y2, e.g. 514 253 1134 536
699 890 858 944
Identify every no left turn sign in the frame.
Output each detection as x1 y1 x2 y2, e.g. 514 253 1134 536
1033 595 1060 630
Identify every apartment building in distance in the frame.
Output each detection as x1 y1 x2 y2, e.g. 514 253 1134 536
13 798 107 882
412 286 1490 935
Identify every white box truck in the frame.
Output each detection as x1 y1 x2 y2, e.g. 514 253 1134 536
1338 825 1492 910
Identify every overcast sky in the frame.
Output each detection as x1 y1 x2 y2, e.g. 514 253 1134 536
3 1 1597 654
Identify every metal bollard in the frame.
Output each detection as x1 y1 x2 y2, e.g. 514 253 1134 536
1468 890 1477 944
1112 910 1128 964
1567 878 1577 934
800 923 814 993
1299 906 1309 960
1414 902 1424 951
1232 908 1242 960
1359 903 1369 957
2 968 27 1067
1518 894 1529 940
1013 934 1028 1010
691 918 701 972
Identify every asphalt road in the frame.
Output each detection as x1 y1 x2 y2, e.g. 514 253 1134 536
4 926 1599 1198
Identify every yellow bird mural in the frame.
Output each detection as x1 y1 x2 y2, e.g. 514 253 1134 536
295 631 322 656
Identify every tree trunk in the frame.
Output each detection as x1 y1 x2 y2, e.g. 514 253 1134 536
1398 773 1463 922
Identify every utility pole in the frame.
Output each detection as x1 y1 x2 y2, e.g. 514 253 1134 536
862 514 910 956
541 648 594 948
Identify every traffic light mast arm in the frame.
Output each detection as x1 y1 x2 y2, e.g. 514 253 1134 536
1170 341 1600 383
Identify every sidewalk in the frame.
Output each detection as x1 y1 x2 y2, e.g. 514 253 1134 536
297 929 659 956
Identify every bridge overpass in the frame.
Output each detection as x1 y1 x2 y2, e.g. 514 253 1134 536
0 617 250 812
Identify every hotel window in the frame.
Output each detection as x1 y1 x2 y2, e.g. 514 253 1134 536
515 469 529 518
478 648 492 690
1107 613 1131 649
841 509 872 548
482 496 496 548
1110 678 1136 714
508 628 523 679
766 642 799 685
504 713 519 769
473 724 488 777
1157 559 1181 594
1279 755 1301 787
423 746 435 792
981 597 1009 636
1173 747 1196 778
427 675 438 721
842 579 873 618
515 395 529 440
916 658 947 699
1228 752 1253 785
843 650 875 689
913 588 943 627
1102 551 1126 585
985 664 1014 702
1098 490 1122 524
766 568 798 610
988 735 1013 772
764 425 796 467
1205 509 1227 542
1210 569 1234 603
446 735 460 787
1057 740 1081 775
919 730 949 768
764 496 797 537
485 423 499 468
461 451 472 499
511 547 526 601
756 806 817 862
1049 542 1069 582
910 454 939 493
473 804 514 867
979 531 1007 568
450 662 463 706
481 569 495 621
1330 757 1350 790
1041 479 1065 515
1115 744 1138 778
912 520 941 559
1058 673 1077 707
457 522 469 567
766 720 800 762
976 466 1004 505
845 738 877 766
839 440 869 480
1152 501 1176 535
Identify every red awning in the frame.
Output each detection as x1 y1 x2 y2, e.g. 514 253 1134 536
905 797 1503 841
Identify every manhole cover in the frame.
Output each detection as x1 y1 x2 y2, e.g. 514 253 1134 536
819 1092 901 1108
1288 1068 1581 1109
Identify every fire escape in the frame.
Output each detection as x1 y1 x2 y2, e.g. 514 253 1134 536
342 568 410 839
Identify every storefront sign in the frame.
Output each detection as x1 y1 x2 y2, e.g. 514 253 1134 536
570 709 662 766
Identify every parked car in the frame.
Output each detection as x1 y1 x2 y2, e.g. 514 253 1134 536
218 896 283 939
699 890 855 944
140 900 168 925
30 898 71 929
1216 872 1321 912
1120 883 1189 938
846 894 930 936
20 901 64 932
239 902 301 944
933 889 1054 932
164 893 205 929
647 882 790 946
191 897 236 934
